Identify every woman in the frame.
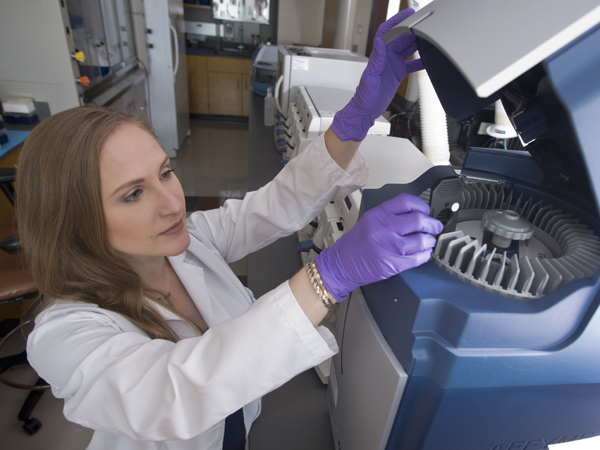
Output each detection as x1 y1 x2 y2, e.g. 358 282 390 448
18 10 442 450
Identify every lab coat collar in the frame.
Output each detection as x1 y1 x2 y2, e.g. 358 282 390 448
168 234 253 328
169 251 215 326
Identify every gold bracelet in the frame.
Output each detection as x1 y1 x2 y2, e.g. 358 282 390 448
306 261 337 311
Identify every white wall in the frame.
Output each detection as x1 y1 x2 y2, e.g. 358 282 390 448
334 0 373 55
0 0 80 114
277 0 326 47
352 0 373 55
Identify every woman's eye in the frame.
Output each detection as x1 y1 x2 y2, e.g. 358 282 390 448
124 189 143 203
160 169 174 180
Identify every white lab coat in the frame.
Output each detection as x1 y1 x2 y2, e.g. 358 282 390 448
26 134 368 450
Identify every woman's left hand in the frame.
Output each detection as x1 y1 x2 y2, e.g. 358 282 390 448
314 194 443 302
332 9 424 142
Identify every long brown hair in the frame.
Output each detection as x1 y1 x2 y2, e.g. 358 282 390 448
16 106 197 342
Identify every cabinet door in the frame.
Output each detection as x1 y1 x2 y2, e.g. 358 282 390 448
242 74 251 117
187 55 209 114
208 72 242 116
208 57 249 75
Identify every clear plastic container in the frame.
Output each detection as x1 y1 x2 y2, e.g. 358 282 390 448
264 87 275 126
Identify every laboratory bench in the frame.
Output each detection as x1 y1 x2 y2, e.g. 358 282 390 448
245 88 335 450
0 129 29 162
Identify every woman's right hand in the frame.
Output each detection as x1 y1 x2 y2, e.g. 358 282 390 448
314 193 443 301
331 9 424 142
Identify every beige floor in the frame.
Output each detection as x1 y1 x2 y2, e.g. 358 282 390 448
174 119 249 201
0 118 249 449
177 119 249 280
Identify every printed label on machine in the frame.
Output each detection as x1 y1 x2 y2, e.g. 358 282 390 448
292 58 309 71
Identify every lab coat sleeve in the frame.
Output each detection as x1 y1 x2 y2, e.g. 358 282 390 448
26 283 337 442
187 133 368 263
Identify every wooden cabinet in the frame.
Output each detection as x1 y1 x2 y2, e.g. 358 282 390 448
187 54 251 117
187 55 209 115
208 72 243 116
242 74 251 116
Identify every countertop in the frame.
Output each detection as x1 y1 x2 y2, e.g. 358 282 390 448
186 46 254 60
0 129 30 161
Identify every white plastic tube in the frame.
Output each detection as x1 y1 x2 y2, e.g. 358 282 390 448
486 99 518 139
416 69 450 165
274 75 284 114
494 99 512 127
408 0 449 165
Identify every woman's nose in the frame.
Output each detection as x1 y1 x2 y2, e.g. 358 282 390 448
158 183 185 215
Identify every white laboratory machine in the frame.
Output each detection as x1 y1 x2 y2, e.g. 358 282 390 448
274 46 369 114
274 86 391 163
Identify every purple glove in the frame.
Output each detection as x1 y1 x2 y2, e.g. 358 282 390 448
314 194 443 301
332 9 424 142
